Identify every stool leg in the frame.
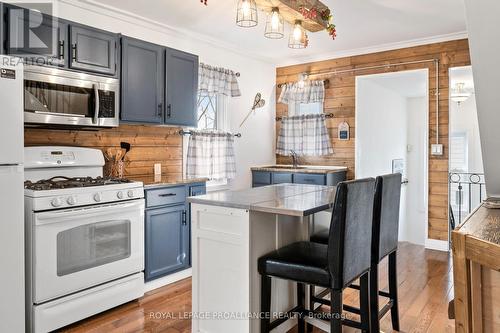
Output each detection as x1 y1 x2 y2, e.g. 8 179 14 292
369 264 380 333
261 275 272 333
307 285 315 332
389 252 400 331
360 272 371 333
297 283 305 333
330 289 343 333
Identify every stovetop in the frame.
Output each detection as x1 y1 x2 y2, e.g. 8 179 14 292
24 176 132 191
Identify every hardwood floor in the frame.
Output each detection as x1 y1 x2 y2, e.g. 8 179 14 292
61 242 455 333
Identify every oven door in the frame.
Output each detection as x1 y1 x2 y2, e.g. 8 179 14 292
23 66 119 127
32 200 144 304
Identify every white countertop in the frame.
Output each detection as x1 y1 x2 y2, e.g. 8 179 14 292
187 183 336 216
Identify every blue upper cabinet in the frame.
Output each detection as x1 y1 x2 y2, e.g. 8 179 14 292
69 25 118 76
165 48 199 127
3 5 68 67
121 37 164 124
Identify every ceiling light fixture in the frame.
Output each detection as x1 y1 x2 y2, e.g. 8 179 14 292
451 82 472 104
288 20 308 49
236 0 258 28
264 7 284 39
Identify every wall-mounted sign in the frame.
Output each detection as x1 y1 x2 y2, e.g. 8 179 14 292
338 121 349 140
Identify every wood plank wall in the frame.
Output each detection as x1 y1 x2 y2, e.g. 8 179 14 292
24 125 183 178
276 39 471 241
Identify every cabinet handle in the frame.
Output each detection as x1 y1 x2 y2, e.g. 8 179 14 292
59 40 64 60
71 44 77 61
157 103 163 117
167 104 172 118
158 193 176 197
182 211 187 225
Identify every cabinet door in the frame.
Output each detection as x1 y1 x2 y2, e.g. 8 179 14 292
165 48 198 126
121 37 164 123
145 205 189 281
69 25 117 75
4 6 68 66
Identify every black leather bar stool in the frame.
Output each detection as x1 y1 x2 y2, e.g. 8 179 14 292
309 173 402 332
258 178 376 333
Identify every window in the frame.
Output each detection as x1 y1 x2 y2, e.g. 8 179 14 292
197 93 228 131
450 132 468 172
288 101 323 116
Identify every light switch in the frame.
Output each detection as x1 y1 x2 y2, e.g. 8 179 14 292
431 144 443 156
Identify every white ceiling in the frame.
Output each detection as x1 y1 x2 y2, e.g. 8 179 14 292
92 0 467 65
360 70 428 98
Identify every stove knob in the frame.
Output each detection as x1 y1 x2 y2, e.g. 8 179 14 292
117 191 124 199
51 198 62 207
67 196 77 205
94 193 102 202
127 190 134 198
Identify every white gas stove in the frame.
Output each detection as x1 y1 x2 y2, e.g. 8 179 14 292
24 146 145 333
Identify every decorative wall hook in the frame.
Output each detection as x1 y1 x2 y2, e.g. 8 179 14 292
239 93 266 128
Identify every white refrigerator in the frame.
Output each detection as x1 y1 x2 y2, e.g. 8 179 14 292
0 55 25 332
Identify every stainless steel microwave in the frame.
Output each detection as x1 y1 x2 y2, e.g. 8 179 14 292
23 66 119 128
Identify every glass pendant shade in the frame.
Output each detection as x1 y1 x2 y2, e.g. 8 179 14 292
288 20 308 49
236 0 258 28
451 82 472 103
264 7 284 39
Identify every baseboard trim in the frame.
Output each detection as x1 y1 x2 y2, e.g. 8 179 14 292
425 238 449 252
144 268 192 293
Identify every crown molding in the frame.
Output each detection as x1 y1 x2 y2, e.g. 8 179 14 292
276 31 469 67
58 0 277 64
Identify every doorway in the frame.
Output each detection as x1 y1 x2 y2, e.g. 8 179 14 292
355 69 429 246
448 66 485 229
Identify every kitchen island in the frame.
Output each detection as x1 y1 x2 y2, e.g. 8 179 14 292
188 183 336 333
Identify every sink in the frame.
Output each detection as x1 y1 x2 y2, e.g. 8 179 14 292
261 165 307 169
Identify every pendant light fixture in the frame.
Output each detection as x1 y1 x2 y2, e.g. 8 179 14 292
288 20 308 49
264 7 284 39
236 0 258 28
451 82 472 104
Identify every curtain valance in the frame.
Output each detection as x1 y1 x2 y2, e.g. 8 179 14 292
198 63 241 97
278 80 325 104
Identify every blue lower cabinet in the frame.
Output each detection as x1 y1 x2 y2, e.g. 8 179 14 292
145 204 188 281
294 173 326 185
144 182 206 281
252 170 346 187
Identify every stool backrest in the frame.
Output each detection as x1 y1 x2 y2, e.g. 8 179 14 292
327 178 376 289
373 173 402 263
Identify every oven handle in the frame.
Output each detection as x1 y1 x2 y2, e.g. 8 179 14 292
35 200 144 226
93 84 100 125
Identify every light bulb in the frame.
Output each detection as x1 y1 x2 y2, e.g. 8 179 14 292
293 24 302 41
242 0 250 16
271 10 280 30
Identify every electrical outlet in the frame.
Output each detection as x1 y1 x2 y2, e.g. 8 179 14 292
431 144 443 156
154 163 162 175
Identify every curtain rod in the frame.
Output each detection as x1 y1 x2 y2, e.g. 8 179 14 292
178 130 242 137
277 79 329 89
277 58 437 86
276 112 334 121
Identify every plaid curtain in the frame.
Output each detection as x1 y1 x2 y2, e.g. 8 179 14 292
276 114 333 156
278 80 325 104
186 131 237 180
198 63 241 97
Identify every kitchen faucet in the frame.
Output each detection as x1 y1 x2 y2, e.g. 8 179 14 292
290 150 300 168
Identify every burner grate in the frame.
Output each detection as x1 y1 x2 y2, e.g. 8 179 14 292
24 176 132 191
